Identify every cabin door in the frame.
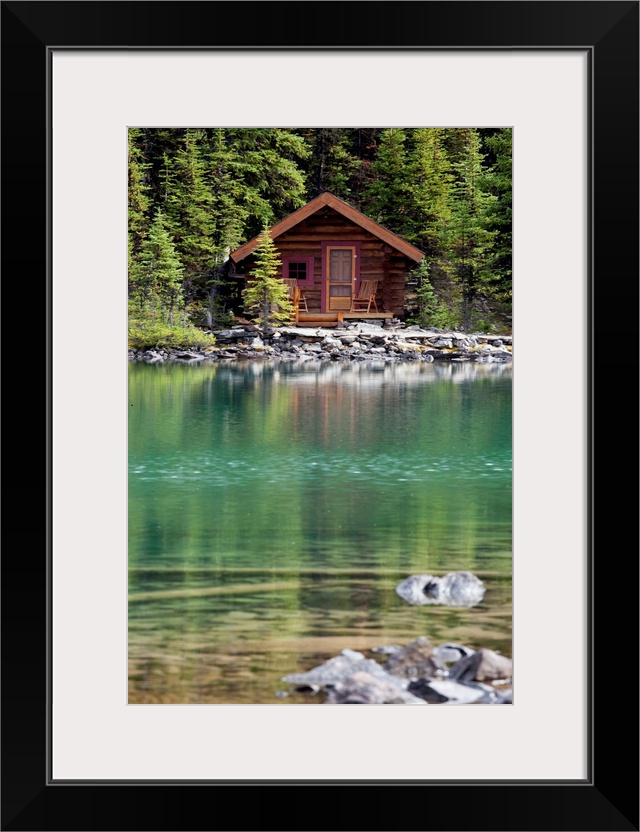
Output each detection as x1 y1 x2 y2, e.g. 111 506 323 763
326 246 355 311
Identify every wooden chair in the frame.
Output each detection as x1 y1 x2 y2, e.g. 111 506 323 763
350 280 379 313
283 278 309 313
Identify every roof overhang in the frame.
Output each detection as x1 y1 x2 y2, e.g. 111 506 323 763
229 192 424 265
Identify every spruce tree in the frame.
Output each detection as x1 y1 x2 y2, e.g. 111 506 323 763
168 129 216 304
447 129 497 332
362 128 412 238
482 128 512 304
241 225 293 337
409 128 454 255
128 128 151 281
130 210 185 324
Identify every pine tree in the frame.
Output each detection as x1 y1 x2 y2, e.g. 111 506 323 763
128 129 151 279
409 128 454 255
205 128 252 326
226 128 309 237
168 129 216 303
408 259 451 329
482 128 512 303
362 128 413 238
130 211 184 324
241 225 293 337
447 129 497 332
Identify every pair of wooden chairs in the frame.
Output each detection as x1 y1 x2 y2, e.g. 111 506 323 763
283 278 379 315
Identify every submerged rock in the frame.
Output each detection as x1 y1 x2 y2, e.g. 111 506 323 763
282 648 404 689
383 636 445 680
395 571 486 608
325 672 426 704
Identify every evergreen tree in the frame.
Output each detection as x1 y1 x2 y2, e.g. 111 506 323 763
204 128 253 326
447 129 497 332
127 128 151 277
409 128 454 255
298 128 362 200
130 211 185 324
241 225 293 336
226 128 309 236
362 128 413 238
408 259 452 329
167 129 216 302
482 128 512 303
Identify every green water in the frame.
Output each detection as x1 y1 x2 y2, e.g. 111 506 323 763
128 359 512 704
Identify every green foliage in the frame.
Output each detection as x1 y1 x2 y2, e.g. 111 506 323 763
482 128 512 301
241 225 293 335
407 260 456 330
128 303 217 350
409 128 454 255
128 129 151 271
129 210 184 322
446 129 498 332
362 128 413 238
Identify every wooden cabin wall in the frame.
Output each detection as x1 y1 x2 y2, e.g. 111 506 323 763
241 207 412 317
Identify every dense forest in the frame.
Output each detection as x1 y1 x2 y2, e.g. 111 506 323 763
128 127 512 341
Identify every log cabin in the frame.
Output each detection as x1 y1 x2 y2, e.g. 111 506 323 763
228 192 424 326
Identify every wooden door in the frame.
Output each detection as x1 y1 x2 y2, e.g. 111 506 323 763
326 247 355 311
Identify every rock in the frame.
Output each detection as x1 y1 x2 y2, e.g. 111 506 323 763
448 648 513 682
408 678 499 704
395 571 486 608
406 679 451 703
282 648 400 688
383 636 444 680
432 643 476 664
213 329 255 343
173 351 204 361
371 644 403 655
429 338 453 349
325 672 426 704
322 336 342 348
250 337 264 349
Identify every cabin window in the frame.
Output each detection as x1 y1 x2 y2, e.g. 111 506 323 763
288 262 307 280
283 256 315 286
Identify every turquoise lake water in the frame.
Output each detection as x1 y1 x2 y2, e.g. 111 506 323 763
128 359 512 704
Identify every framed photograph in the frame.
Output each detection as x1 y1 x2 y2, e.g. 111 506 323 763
3 2 638 830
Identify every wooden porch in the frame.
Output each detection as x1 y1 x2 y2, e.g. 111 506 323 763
295 311 394 328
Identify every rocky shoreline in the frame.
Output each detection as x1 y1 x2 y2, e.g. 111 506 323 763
128 321 513 365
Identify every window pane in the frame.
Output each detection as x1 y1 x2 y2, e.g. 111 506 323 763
288 262 307 280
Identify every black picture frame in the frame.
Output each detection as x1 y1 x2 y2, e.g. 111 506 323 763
2 2 638 830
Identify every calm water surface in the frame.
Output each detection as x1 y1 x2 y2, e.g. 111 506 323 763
128 359 512 703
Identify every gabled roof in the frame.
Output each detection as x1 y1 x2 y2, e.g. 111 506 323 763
229 192 424 265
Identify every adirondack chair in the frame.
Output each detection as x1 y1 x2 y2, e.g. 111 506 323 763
350 280 379 313
283 278 308 312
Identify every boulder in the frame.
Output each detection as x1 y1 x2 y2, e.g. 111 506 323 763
448 648 513 682
395 571 485 608
282 648 401 690
325 672 426 704
383 636 444 680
